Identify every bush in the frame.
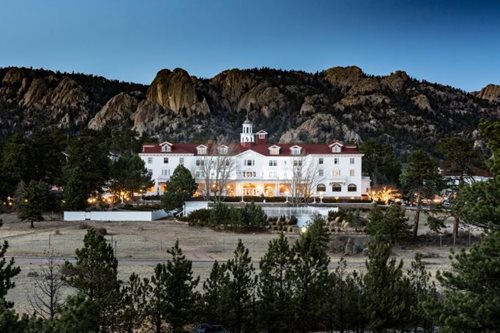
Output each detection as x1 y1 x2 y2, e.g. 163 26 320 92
241 203 267 230
289 215 298 225
187 209 211 226
94 227 107 236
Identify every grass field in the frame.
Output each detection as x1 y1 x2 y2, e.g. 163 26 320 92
0 211 468 314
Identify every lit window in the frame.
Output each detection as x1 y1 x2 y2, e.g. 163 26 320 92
333 169 341 177
317 184 326 192
332 183 342 192
350 158 355 164
350 169 355 177
348 184 357 192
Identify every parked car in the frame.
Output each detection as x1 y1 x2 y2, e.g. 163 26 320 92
194 323 228 333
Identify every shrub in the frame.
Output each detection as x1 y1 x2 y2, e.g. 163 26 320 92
241 203 267 230
94 227 107 236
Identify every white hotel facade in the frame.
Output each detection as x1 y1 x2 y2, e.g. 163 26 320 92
139 120 370 199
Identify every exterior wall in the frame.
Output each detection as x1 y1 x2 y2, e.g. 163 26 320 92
140 150 367 198
64 210 169 221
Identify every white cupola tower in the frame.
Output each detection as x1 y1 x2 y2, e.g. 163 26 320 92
240 118 255 144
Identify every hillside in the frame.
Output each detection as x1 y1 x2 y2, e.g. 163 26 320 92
0 66 498 154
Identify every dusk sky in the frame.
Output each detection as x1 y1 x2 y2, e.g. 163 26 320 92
1 0 499 91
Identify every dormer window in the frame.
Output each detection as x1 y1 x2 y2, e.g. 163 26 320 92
197 145 208 155
160 142 173 152
329 142 344 153
268 145 281 155
290 145 302 156
218 145 229 155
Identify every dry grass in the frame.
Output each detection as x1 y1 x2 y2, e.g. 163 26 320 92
0 211 460 314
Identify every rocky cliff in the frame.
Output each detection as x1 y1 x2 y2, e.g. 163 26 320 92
0 66 498 154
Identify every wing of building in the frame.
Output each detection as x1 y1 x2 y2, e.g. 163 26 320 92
139 120 371 198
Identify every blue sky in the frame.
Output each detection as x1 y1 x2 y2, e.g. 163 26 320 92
1 0 499 91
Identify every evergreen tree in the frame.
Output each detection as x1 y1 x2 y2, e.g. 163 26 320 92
163 241 200 333
109 152 153 203
437 231 500 332
290 215 330 333
201 261 230 324
0 229 22 333
257 233 293 332
400 150 442 237
455 120 500 230
62 133 110 211
363 240 413 333
407 253 439 332
144 265 167 333
359 139 401 186
119 273 148 333
241 203 267 230
62 228 122 332
225 240 255 333
366 205 411 244
15 180 50 228
162 164 197 210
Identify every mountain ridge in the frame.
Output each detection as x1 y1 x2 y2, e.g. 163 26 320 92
0 65 498 155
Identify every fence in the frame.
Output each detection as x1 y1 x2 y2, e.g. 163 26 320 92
63 209 169 221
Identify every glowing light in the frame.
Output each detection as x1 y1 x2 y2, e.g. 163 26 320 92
301 226 307 233
369 187 401 204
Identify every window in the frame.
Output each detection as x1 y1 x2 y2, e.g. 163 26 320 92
293 160 302 167
269 171 278 178
333 169 341 177
218 146 228 155
147 157 153 164
243 171 256 177
197 146 207 155
196 159 204 167
291 148 301 155
350 157 355 165
319 158 324 165
348 184 357 192
161 169 170 176
269 160 277 167
318 169 324 177
334 158 339 164
316 184 326 192
179 157 184 165
163 157 169 164
162 145 172 152
195 171 204 178
244 160 254 166
350 169 355 177
147 169 153 176
332 145 341 153
332 183 342 192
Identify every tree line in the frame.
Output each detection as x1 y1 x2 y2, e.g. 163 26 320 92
1 211 499 332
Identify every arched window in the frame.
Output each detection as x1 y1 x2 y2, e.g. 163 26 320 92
316 184 326 192
347 184 357 192
332 183 342 192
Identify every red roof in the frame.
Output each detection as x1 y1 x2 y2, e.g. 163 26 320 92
141 142 360 156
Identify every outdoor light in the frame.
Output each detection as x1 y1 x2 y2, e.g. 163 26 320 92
301 226 307 233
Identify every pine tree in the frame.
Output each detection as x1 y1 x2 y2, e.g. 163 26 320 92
363 240 413 333
109 152 153 203
257 233 293 332
290 215 330 333
437 231 500 332
162 164 197 210
201 261 230 324
144 264 167 333
163 241 200 333
62 228 122 332
15 180 50 228
366 205 411 244
119 273 148 333
225 240 255 333
400 150 442 237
